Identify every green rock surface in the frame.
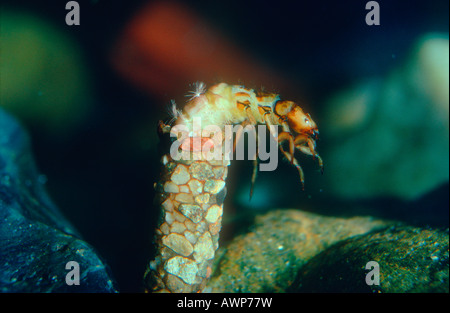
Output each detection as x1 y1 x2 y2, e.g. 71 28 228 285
289 226 449 293
209 209 390 292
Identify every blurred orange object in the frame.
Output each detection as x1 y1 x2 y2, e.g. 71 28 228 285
111 1 293 103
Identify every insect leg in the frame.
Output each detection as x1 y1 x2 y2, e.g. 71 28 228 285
232 119 259 199
233 119 251 153
261 108 295 164
277 132 295 164
280 149 305 190
261 109 278 139
294 134 324 174
158 120 171 135
261 110 293 162
260 108 307 188
250 157 258 200
237 100 257 125
249 124 260 200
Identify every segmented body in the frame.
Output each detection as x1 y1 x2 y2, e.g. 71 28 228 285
176 83 280 129
173 82 323 187
145 82 322 293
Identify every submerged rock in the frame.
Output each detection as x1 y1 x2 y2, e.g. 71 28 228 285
289 226 449 293
0 108 117 292
208 209 390 292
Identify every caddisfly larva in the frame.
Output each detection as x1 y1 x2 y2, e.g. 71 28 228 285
144 82 322 293
163 82 323 189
